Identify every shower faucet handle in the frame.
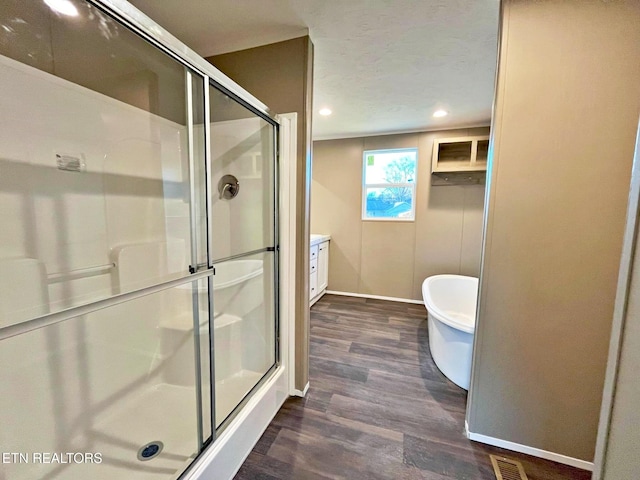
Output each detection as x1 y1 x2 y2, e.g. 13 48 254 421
219 183 232 199
218 174 240 200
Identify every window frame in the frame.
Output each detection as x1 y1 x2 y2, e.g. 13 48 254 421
361 147 418 221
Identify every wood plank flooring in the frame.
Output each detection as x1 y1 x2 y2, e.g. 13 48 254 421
234 294 591 480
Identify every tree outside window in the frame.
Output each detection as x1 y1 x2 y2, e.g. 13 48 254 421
362 148 418 220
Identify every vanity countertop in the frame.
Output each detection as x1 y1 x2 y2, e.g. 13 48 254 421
310 234 331 246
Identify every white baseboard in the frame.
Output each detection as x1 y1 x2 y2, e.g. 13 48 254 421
183 367 289 480
292 381 309 397
464 422 594 471
325 290 424 305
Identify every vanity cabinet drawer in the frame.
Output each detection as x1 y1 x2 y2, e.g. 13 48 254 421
310 244 319 261
310 258 318 274
310 272 318 300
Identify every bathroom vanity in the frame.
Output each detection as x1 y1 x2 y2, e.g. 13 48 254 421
310 234 330 306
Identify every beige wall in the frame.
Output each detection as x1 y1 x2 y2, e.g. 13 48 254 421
207 37 314 390
467 0 640 463
311 127 489 301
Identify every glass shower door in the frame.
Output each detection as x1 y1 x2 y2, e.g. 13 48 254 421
0 1 282 478
208 85 278 428
0 1 212 478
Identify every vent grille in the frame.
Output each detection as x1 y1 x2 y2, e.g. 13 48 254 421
490 455 529 480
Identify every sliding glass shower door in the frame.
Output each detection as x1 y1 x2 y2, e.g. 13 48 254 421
0 3 212 478
208 86 278 428
0 1 279 479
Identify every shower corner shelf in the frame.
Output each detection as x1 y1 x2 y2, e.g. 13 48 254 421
431 135 490 174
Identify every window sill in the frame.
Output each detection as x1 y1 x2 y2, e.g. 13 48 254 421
361 217 415 222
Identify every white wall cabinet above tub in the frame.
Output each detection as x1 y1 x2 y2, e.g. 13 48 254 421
431 135 489 173
310 234 330 306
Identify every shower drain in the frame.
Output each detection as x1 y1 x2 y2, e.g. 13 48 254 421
137 441 164 461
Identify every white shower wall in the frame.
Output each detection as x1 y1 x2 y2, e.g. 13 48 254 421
0 54 192 314
204 117 272 261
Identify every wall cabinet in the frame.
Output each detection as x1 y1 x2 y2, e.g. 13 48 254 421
431 135 490 173
310 235 330 306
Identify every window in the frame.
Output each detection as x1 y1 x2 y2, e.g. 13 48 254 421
362 148 418 220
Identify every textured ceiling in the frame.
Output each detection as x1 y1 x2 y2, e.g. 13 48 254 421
129 0 499 140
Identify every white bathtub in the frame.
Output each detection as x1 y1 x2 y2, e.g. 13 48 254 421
422 274 478 390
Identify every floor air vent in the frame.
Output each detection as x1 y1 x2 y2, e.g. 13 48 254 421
489 455 529 480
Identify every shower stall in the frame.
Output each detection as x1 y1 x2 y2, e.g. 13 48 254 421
0 1 283 479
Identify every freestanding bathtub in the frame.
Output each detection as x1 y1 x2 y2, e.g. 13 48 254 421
422 275 479 390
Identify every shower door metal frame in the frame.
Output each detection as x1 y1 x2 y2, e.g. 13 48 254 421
0 270 213 342
186 69 205 451
204 76 281 434
86 0 272 118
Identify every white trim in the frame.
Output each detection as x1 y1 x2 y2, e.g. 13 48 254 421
292 381 310 398
465 428 594 472
465 0 505 434
277 112 299 397
592 118 640 479
361 217 415 223
325 290 424 305
182 367 288 480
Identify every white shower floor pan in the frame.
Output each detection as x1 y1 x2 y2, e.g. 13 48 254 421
215 369 264 426
19 369 265 480
27 384 200 480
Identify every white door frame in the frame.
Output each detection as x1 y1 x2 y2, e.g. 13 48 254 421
276 112 300 396
592 118 640 479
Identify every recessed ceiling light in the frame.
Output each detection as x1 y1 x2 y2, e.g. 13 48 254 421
44 0 79 17
433 109 448 118
319 108 332 116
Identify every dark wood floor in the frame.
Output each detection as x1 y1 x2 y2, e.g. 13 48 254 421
234 294 591 480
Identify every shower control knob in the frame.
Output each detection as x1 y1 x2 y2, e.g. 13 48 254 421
218 174 240 200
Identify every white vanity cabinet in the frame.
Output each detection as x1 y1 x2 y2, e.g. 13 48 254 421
317 242 329 293
310 234 330 306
